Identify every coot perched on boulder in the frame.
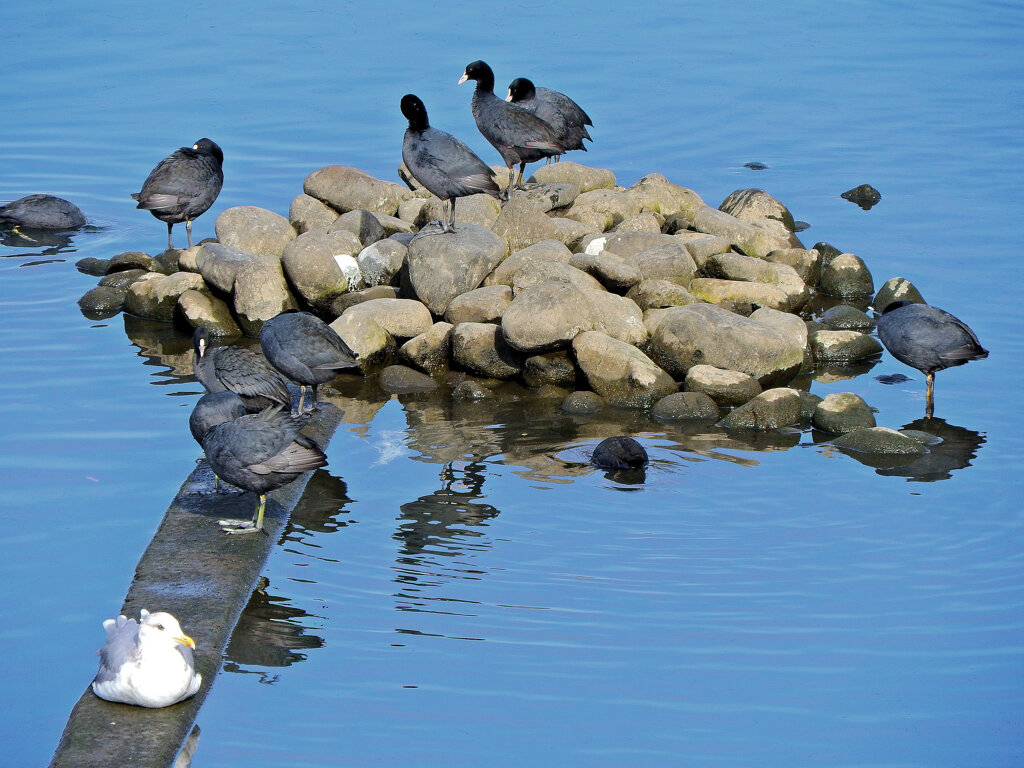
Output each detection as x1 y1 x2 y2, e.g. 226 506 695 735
192 327 291 411
260 310 359 413
876 300 988 417
199 405 328 534
0 194 86 230
132 138 223 249
505 77 592 161
459 60 562 193
400 94 500 233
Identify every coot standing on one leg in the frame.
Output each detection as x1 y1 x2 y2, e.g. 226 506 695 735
259 311 359 413
876 300 989 418
505 77 592 162
132 138 224 249
400 94 500 234
199 406 328 535
458 60 562 195
192 327 292 411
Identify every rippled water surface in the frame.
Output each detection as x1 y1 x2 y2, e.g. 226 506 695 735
2 2 1023 766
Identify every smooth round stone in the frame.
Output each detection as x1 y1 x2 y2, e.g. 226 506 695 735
560 390 604 414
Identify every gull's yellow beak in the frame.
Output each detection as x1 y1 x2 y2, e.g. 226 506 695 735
175 634 197 650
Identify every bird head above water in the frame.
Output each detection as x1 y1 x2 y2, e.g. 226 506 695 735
459 60 495 91
191 138 223 166
400 94 430 131
505 77 536 103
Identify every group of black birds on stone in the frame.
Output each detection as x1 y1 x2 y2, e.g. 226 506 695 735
188 312 358 534
402 60 592 232
4 60 989 525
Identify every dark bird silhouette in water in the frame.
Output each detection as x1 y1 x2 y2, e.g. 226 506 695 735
0 194 86 230
459 60 562 194
132 138 223 249
591 436 649 470
259 311 359 413
505 77 592 162
876 300 988 418
400 94 500 233
198 405 327 535
192 327 291 411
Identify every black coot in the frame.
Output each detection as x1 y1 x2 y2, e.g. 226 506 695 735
189 391 248 491
189 391 248 446
400 94 500 233
192 327 291 411
0 195 86 230
591 436 649 470
505 77 592 161
259 311 359 413
132 138 224 249
458 60 562 193
198 405 328 534
877 300 989 417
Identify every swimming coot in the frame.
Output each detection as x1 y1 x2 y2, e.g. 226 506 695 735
132 138 224 249
876 300 989 417
0 194 86 230
591 436 649 470
400 94 500 233
199 406 328 534
92 609 202 708
459 61 562 194
192 327 291 411
259 310 359 413
505 77 592 161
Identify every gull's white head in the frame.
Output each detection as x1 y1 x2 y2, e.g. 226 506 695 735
138 609 196 650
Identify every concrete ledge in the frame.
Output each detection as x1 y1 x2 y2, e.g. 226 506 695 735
49 404 343 768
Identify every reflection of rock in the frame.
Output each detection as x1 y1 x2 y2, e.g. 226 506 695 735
224 577 324 671
875 417 986 482
122 315 197 380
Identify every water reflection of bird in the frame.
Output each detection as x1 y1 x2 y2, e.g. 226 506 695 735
200 405 327 535
875 417 986 482
459 60 562 193
591 436 649 470
400 94 500 234
132 138 223 249
505 77 592 161
192 327 292 411
92 609 202 708
224 578 324 671
259 311 358 413
876 300 988 418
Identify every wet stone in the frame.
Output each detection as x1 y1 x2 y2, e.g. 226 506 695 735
561 390 604 414
820 304 875 331
718 387 802 431
873 277 925 313
651 391 720 421
379 365 438 393
812 392 876 434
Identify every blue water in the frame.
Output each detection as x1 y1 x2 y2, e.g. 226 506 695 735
2 1 1023 766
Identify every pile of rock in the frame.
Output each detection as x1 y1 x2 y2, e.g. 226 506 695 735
78 161 929 453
